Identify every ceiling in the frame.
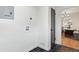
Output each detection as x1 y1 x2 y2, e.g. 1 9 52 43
61 7 79 14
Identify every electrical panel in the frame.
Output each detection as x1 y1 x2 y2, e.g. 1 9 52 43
0 6 14 19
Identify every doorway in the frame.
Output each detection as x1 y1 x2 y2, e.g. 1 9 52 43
51 8 55 49
61 7 79 50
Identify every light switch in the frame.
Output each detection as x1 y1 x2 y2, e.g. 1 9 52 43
30 17 32 20
26 26 29 31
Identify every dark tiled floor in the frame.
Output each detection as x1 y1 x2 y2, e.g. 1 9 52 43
30 44 79 52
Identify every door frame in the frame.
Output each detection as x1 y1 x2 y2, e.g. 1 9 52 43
51 8 56 49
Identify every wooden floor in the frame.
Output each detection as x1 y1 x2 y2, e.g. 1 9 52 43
62 33 79 50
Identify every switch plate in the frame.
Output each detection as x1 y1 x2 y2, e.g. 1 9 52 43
26 26 29 31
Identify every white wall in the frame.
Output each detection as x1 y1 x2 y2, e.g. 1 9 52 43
0 6 39 52
37 6 51 50
55 11 62 44
70 12 79 30
0 6 51 51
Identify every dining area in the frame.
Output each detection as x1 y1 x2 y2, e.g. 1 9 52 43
61 7 79 50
